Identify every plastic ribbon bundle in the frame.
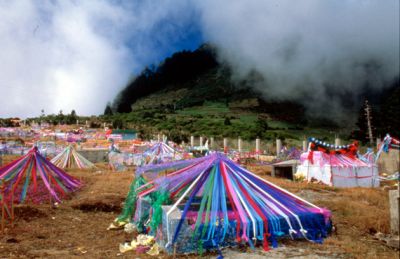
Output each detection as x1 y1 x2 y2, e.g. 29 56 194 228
0 147 81 204
109 175 148 229
136 156 209 179
376 134 400 161
125 153 331 254
141 142 183 165
108 151 128 171
110 157 210 229
36 141 64 157
359 148 376 164
51 145 95 169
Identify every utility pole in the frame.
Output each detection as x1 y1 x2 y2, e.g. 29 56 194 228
364 100 374 146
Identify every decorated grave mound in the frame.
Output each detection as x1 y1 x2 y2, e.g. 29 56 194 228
51 145 95 169
0 147 81 204
295 138 379 187
142 142 183 165
36 141 64 158
377 134 400 157
113 153 331 254
108 142 183 171
112 157 207 226
109 150 146 171
376 134 400 181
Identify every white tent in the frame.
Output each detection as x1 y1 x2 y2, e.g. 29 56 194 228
296 151 379 188
295 137 380 188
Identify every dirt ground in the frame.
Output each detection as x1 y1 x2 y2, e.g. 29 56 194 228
0 162 399 259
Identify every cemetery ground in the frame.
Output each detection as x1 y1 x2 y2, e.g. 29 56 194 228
0 161 398 259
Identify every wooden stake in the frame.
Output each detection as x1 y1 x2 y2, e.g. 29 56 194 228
1 179 5 233
49 177 52 209
11 184 14 228
364 100 374 146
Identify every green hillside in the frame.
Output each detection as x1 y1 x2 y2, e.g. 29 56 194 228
104 45 400 143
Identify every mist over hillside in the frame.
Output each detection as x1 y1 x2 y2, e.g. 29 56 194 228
110 44 399 137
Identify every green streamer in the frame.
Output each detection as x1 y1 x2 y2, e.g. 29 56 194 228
201 168 215 239
115 176 147 224
149 191 171 232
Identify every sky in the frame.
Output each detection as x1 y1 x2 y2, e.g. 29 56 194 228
0 0 399 119
0 0 203 118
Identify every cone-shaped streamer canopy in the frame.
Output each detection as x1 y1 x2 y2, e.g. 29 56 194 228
0 147 81 203
51 145 95 169
143 142 182 165
117 153 331 251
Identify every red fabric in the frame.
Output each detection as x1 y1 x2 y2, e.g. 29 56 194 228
310 140 359 157
237 180 270 251
307 150 314 164
170 179 193 199
263 233 269 251
32 158 37 192
13 155 33 189
220 162 242 242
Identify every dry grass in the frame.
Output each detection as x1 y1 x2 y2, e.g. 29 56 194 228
247 165 398 258
0 161 398 258
0 164 140 259
1 155 21 165
322 188 391 233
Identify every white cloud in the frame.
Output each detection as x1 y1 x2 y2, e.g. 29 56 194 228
1 0 398 122
195 0 400 122
0 0 196 118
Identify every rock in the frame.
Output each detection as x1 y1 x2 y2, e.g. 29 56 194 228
374 232 385 240
6 238 18 243
386 237 400 249
124 223 137 234
389 190 399 235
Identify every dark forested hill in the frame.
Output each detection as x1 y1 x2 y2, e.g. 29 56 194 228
113 44 219 113
109 45 399 141
111 44 306 123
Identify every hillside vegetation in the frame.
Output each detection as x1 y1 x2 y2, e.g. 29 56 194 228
105 45 399 143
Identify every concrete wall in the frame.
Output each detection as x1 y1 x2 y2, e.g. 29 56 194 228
191 137 274 153
79 150 108 163
389 189 399 235
378 149 400 175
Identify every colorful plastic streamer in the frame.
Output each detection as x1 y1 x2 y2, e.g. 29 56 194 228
0 147 81 203
51 145 95 169
120 153 331 252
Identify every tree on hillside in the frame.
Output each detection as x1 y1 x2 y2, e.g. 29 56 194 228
104 103 113 116
66 110 78 125
56 110 65 125
112 118 124 129
137 127 152 140
113 45 218 113
168 129 188 144
378 83 400 137
39 109 45 125
254 116 269 138
224 117 231 126
353 100 378 144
